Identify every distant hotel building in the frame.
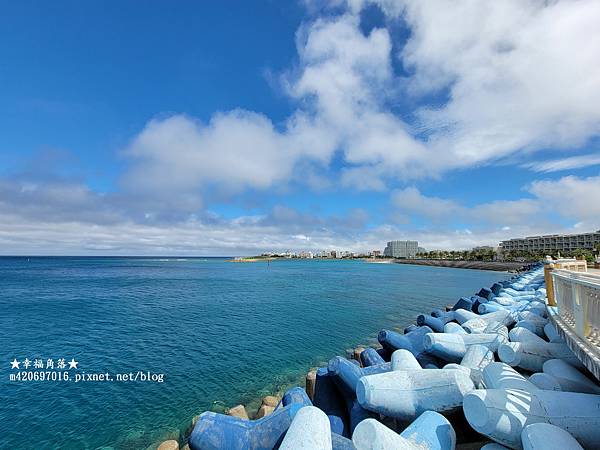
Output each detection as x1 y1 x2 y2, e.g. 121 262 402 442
384 240 419 258
472 246 496 252
500 230 600 253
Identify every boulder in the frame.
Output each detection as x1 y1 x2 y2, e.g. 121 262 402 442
353 347 365 364
305 370 317 401
227 405 249 420
255 404 275 419
157 441 179 450
261 396 280 408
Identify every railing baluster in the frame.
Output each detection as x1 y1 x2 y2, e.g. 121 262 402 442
573 278 584 338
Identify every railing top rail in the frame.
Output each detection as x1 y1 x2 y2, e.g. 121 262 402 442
552 269 600 289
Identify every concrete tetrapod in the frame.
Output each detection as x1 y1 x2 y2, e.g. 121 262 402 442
279 406 332 450
423 331 507 363
312 367 349 437
443 345 493 385
514 315 547 335
478 302 515 314
417 314 447 332
359 348 385 367
444 322 468 335
377 326 439 367
463 388 600 449
431 309 456 322
491 282 504 295
502 287 532 297
453 308 479 324
480 444 510 450
462 310 515 334
188 387 311 450
518 311 547 325
522 303 546 318
507 327 546 345
542 359 600 394
377 326 431 355
446 344 494 387
283 390 357 450
404 324 419 334
451 297 473 312
327 356 390 398
497 292 537 302
326 357 383 435
482 362 539 392
543 323 564 343
471 296 489 318
345 398 377 435
484 321 509 340
391 348 423 370
418 311 455 332
528 373 562 391
330 434 357 450
352 411 456 450
513 320 545 338
520 423 583 450
356 349 475 420
498 341 582 372
487 294 519 304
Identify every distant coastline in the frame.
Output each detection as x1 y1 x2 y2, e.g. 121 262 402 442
229 256 276 262
391 258 528 272
228 256 529 271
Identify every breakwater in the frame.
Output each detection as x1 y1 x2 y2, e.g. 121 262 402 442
166 263 600 450
393 259 529 272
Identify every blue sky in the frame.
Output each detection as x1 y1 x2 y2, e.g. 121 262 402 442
1 0 599 255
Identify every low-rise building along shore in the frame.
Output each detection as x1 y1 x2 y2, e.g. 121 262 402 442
500 230 600 253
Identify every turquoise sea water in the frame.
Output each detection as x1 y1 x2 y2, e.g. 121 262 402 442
0 257 507 449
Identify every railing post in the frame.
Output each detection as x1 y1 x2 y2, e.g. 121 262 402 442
546 264 556 306
573 281 589 338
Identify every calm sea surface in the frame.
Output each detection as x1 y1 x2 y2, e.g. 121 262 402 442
0 257 507 449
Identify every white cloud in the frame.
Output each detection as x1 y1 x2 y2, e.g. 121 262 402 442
392 186 544 228
124 112 306 196
391 173 600 231
524 153 600 172
528 174 600 224
1 175 597 254
395 0 600 171
123 1 600 197
391 186 462 220
0 206 371 256
123 12 430 198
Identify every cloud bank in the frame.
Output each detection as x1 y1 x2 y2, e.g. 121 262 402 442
2 0 600 254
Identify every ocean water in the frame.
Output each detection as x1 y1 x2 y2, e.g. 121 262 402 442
0 257 507 449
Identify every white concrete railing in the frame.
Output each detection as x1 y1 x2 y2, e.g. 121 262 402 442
552 258 588 272
551 269 600 348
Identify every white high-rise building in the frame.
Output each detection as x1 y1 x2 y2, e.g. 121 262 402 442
383 240 419 258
